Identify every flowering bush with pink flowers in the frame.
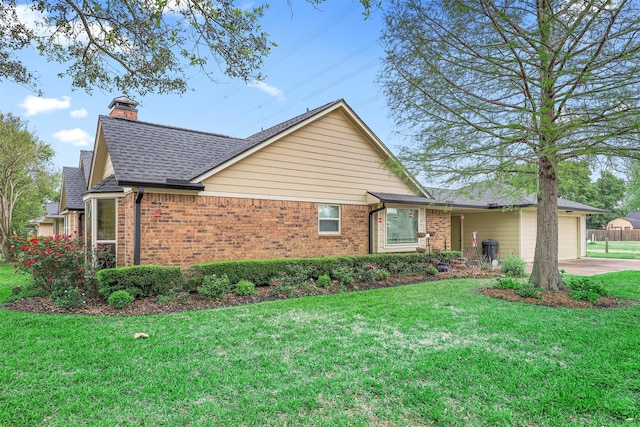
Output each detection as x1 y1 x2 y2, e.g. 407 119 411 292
12 233 111 308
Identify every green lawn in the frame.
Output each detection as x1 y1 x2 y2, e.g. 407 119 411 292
1 263 639 426
587 240 640 259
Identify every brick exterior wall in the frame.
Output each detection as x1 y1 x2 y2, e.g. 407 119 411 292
424 209 451 252
117 193 370 267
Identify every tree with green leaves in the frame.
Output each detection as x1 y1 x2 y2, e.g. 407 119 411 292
1 0 273 95
380 0 640 290
1 1 376 96
0 113 56 260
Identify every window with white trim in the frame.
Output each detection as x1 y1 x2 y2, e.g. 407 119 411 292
386 208 418 244
319 204 340 233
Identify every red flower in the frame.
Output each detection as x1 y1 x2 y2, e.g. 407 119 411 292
29 238 38 243
55 252 61 257
9 245 14 251
22 246 29 251
77 279 83 284
49 277 54 282
77 269 82 274
53 263 58 267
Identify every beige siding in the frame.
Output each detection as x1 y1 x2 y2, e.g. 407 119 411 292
459 210 520 260
558 215 579 260
520 210 537 263
88 128 114 189
607 217 635 230
202 110 418 203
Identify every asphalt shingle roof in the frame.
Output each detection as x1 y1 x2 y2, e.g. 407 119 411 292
88 174 123 194
45 202 59 216
62 167 87 210
99 115 247 187
426 185 606 213
80 150 93 185
96 100 347 189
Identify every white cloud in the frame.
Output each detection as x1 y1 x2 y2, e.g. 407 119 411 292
70 108 88 118
54 128 92 147
248 81 285 100
20 95 71 116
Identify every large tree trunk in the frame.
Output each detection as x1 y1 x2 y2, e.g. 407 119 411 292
530 156 564 290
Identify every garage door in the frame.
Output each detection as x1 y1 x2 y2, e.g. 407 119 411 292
558 216 579 260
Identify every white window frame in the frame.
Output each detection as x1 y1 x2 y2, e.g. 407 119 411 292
85 196 118 264
385 207 419 246
318 204 341 234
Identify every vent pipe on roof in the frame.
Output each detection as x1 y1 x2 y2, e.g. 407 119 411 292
108 96 139 120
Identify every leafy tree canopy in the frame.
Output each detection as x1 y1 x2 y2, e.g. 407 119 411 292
0 113 57 259
1 0 377 96
380 0 640 290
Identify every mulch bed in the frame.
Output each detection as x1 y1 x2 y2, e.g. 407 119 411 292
4 267 630 316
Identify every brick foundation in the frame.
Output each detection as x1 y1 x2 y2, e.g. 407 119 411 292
117 193 369 267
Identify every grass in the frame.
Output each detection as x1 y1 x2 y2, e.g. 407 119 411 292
587 240 640 259
1 263 639 426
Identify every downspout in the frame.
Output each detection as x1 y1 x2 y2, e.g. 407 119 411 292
134 187 144 265
368 203 386 254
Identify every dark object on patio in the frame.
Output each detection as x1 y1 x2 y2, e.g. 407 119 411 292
436 263 449 272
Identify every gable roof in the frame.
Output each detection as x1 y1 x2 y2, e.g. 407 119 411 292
80 150 93 185
426 186 607 213
94 99 429 197
45 202 60 216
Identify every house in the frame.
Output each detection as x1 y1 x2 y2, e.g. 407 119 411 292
83 97 449 267
59 150 93 236
34 202 63 237
73 96 603 268
606 211 640 230
428 186 607 263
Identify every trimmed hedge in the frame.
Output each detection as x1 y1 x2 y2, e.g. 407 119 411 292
190 252 462 287
97 265 183 298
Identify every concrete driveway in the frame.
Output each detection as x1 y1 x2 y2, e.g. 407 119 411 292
527 258 640 275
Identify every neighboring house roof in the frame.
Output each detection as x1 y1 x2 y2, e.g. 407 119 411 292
61 166 88 210
612 211 640 228
35 202 61 224
45 202 59 216
426 186 607 213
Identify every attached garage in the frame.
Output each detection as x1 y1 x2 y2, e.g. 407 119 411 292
428 187 603 263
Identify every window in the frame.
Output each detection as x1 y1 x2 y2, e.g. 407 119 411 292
386 208 418 244
64 215 70 235
85 197 117 267
97 199 116 240
319 204 340 233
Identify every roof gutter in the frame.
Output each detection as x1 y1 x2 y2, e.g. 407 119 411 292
368 203 386 254
134 187 144 265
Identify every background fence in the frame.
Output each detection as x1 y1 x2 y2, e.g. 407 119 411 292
588 229 640 241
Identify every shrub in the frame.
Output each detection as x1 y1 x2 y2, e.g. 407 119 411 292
354 264 390 284
332 266 354 286
495 277 521 289
108 290 134 308
501 255 526 277
52 286 87 309
515 284 542 299
270 266 318 298
97 265 183 299
316 274 332 288
425 264 438 276
176 291 190 304
13 234 100 299
198 275 232 299
235 280 255 296
567 277 609 303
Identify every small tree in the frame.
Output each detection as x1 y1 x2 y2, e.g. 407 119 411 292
0 113 56 260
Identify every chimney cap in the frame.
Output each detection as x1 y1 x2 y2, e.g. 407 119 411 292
108 96 138 110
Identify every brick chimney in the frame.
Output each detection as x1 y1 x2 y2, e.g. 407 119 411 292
108 96 139 120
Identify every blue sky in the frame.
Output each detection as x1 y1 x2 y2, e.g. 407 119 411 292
0 1 401 173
